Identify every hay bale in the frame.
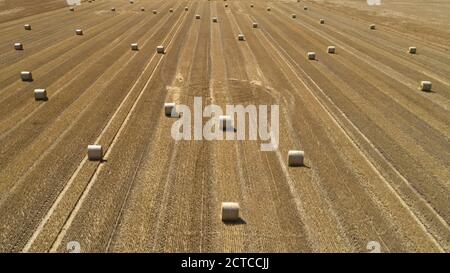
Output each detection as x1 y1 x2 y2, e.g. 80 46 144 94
288 150 304 167
24 24 31 30
141 7 145 11
420 81 432 92
21 71 32 81
129 0 134 4
75 29 83 35
185 7 188 11
267 7 271 11
34 89 47 101
69 7 75 11
164 102 179 117
131 43 139 50
307 52 316 60
195 14 201 19
153 10 157 14
408 47 417 54
238 34 245 41
327 46 336 54
169 8 173 13
292 14 297 19
320 19 325 24
225 4 228 7
87 145 103 161
370 24 376 30
157 45 165 54
14 42 23 50
250 4 254 8
304 6 308 10
221 202 240 222
212 17 218 23
252 22 258 28
111 7 115 11
219 115 233 131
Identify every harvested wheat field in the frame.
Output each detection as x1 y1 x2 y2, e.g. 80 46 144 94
0 0 449 253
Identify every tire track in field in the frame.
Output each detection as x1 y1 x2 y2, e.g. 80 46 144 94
105 2 200 252
226 3 313 252
259 3 450 250
243 1 442 251
47 3 190 252
4 1 186 253
233 0 350 252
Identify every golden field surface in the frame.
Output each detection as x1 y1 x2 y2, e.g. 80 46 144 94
0 0 449 252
